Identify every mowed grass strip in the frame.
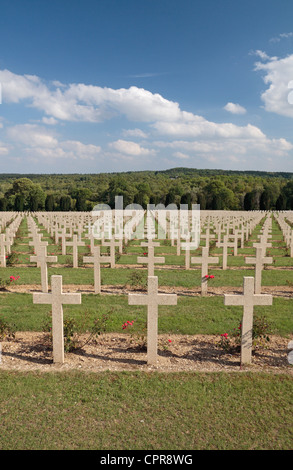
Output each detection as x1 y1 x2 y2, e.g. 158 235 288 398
0 264 291 287
0 370 291 450
0 292 291 336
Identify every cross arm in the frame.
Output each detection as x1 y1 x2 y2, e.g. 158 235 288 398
137 256 165 264
33 293 52 304
128 294 149 306
157 294 177 305
253 294 273 306
245 257 256 264
224 294 244 306
190 257 203 264
83 256 94 263
60 293 82 305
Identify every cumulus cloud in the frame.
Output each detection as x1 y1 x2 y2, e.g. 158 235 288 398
224 102 247 115
122 128 148 138
0 67 292 170
109 139 155 156
5 124 101 161
152 117 265 140
6 124 58 148
254 52 293 118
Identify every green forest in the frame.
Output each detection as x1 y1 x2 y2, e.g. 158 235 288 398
0 167 292 212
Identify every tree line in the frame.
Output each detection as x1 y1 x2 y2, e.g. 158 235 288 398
0 167 292 212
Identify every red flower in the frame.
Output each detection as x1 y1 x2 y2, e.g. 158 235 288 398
168 339 172 343
209 275 215 279
205 274 209 278
122 320 134 329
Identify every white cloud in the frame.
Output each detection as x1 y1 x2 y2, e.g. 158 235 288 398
152 117 265 139
109 139 155 156
42 116 58 125
224 102 247 115
254 52 293 118
5 124 101 161
173 151 190 160
155 135 293 161
0 67 292 171
270 32 293 43
0 69 191 124
0 144 8 155
122 128 148 138
6 124 58 148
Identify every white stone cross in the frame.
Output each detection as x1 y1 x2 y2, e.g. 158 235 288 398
191 246 219 295
128 276 177 365
66 234 85 268
0 233 6 267
33 275 81 364
60 228 72 255
181 235 198 270
102 238 120 268
83 246 111 294
30 245 58 293
201 225 215 248
253 234 272 254
245 246 273 294
224 276 272 364
137 239 165 276
29 234 48 267
218 234 234 270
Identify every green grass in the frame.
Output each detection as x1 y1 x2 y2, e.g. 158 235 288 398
0 215 291 451
0 263 291 287
0 292 291 336
0 370 291 450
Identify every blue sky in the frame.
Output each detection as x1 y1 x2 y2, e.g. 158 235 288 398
0 0 293 174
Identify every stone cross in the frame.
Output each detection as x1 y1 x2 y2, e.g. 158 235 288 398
245 246 273 294
60 228 72 255
201 225 215 248
228 230 240 256
66 234 85 268
33 275 81 364
137 239 165 276
30 245 58 293
102 238 120 268
2 233 12 256
128 276 177 365
218 234 234 270
181 235 198 270
29 234 48 267
253 235 272 254
83 246 111 294
224 276 272 364
191 247 219 295
0 234 6 267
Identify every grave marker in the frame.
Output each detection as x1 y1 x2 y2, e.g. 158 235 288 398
224 276 272 364
33 275 81 364
137 239 165 276
83 246 111 293
66 234 85 268
30 245 57 293
128 276 177 365
191 247 219 295
245 246 273 294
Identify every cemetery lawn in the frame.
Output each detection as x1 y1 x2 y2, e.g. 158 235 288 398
0 292 292 336
0 370 292 450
